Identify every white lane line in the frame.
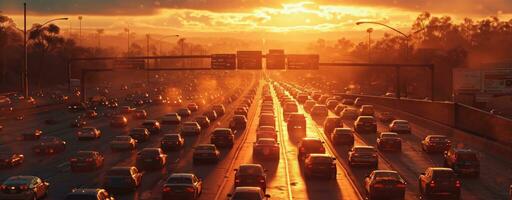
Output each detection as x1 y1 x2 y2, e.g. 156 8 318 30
273 86 294 200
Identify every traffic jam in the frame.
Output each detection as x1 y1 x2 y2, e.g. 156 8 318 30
0 71 511 200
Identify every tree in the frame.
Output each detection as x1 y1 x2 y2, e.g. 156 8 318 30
28 23 65 88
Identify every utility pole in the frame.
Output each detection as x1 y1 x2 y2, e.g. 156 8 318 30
78 16 82 46
125 27 130 54
146 34 150 87
367 28 373 63
23 2 28 98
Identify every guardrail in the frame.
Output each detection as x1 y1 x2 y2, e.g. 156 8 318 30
334 93 512 147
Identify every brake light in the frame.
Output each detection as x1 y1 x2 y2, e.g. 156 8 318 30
162 186 171 192
373 184 384 188
429 180 435 187
396 183 406 188
320 147 325 152
19 185 28 190
455 180 461 187
259 177 265 183
0 185 5 190
70 158 78 162
86 158 93 162
235 179 240 183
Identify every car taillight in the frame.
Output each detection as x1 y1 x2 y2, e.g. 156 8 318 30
19 185 28 190
320 147 325 152
259 178 265 183
396 183 406 188
429 180 435 187
86 158 93 162
373 183 384 188
70 158 78 162
186 187 195 192
235 179 240 183
307 164 313 168
162 186 171 192
455 180 461 187
0 185 6 190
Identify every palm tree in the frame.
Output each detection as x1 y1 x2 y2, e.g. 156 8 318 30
28 23 65 89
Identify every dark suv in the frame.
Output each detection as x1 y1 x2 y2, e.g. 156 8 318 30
297 137 325 161
443 148 480 177
210 128 234 148
229 115 247 133
419 167 461 199
286 113 306 140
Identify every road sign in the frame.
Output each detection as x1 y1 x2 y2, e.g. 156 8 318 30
114 59 145 69
211 54 236 70
266 49 285 70
237 51 262 69
287 54 319 70
453 68 482 94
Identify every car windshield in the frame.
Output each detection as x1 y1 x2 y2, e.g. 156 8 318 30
381 134 398 138
429 136 448 142
457 152 477 161
257 139 276 145
358 117 375 123
354 147 376 154
311 156 333 163
239 166 263 175
4 177 32 186
166 177 192 184
195 146 215 151
374 172 401 180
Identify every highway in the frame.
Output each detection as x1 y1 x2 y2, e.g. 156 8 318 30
0 71 511 200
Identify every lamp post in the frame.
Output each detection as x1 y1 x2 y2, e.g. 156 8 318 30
158 34 180 55
78 16 82 46
22 3 68 98
366 28 373 63
124 27 130 54
356 21 410 60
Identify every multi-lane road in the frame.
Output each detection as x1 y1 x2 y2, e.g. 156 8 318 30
0 72 511 200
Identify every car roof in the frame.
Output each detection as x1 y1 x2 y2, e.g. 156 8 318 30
302 137 321 141
353 145 375 149
380 132 399 136
169 173 195 178
393 120 408 123
257 138 276 142
239 163 263 168
427 134 447 138
308 153 331 158
196 144 216 147
214 128 231 131
373 170 398 174
234 186 262 193
429 167 453 171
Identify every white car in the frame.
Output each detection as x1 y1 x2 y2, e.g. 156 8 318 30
389 120 411 134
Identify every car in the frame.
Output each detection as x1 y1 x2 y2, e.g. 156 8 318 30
376 132 402 152
141 120 161 134
258 113 275 128
68 102 87 112
348 146 378 168
64 188 114 200
182 121 202 136
364 170 406 200
286 113 307 140
234 164 267 192
32 136 66 154
354 97 365 107
161 113 181 125
310 104 329 119
0 152 24 168
193 144 220 164
229 115 247 133
194 116 210 129
354 116 377 133
133 109 147 119
210 128 234 148
419 167 461 199
303 153 336 180
187 103 199 112
443 148 480 177
421 135 451 153
331 128 354 146
326 100 339 110
212 104 226 116
162 173 203 200
202 110 218 121
110 115 128 127
71 118 87 128
389 120 411 134
177 108 192 118
129 128 150 142
256 126 277 141
161 134 185 151
234 107 248 117
103 166 142 192
85 110 99 119
297 94 309 104
76 127 102 140
70 151 104 172
0 176 49 200
333 104 347 115
359 105 375 116
298 137 325 160
340 108 358 120
323 116 343 135
120 106 135 114
318 95 329 104
110 136 136 151
21 129 42 140
283 102 299 118
377 112 395 124
136 148 167 170
227 187 271 200
253 138 279 159
341 98 355 105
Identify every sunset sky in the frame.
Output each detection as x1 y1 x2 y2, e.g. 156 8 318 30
2 0 511 44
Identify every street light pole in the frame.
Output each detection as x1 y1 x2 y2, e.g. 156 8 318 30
78 16 82 46
366 28 373 63
23 2 27 97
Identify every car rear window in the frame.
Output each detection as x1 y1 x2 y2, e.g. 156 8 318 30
232 192 261 200
354 147 376 154
115 136 131 141
432 170 456 180
257 139 276 145
456 152 477 161
195 146 215 151
311 156 333 163
239 166 263 175
303 140 323 149
166 177 192 184
429 136 448 142
358 117 375 123
140 149 160 157
374 172 401 180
